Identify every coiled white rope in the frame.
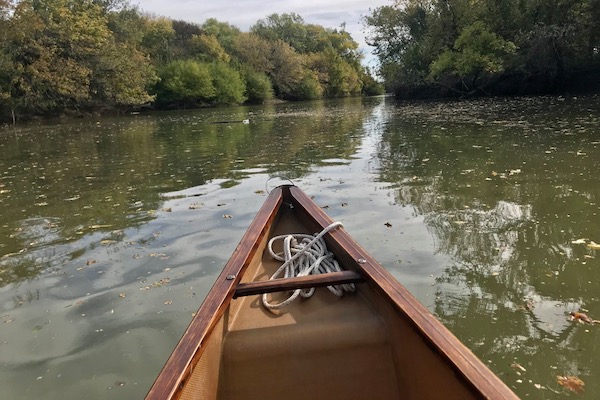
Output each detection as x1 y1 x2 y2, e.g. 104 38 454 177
262 222 356 311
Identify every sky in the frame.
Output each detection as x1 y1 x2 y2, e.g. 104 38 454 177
137 0 391 67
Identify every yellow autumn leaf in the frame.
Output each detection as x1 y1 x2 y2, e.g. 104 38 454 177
587 241 600 250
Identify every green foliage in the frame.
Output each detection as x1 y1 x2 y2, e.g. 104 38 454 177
0 3 382 121
201 18 241 54
209 62 246 105
294 70 323 100
1 0 156 117
239 65 273 104
192 34 231 63
141 17 175 65
155 60 215 107
360 69 385 96
107 6 146 45
430 21 516 79
365 0 600 95
155 60 246 107
251 12 362 64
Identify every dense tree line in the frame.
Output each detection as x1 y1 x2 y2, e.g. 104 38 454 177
0 1 383 122
365 0 600 97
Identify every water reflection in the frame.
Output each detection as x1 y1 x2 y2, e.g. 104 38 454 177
1 95 600 399
376 95 600 397
0 98 376 287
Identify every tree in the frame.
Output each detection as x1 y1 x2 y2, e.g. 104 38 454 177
268 39 305 99
154 59 214 107
2 0 156 118
201 18 240 54
365 0 600 96
192 34 231 63
170 19 202 59
231 32 273 74
429 21 516 91
252 13 309 52
209 62 246 105
239 64 273 104
141 17 175 64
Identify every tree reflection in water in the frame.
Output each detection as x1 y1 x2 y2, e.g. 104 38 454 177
376 96 600 396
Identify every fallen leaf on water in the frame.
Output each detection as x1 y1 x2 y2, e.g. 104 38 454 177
587 241 600 250
140 277 171 291
89 224 112 230
569 311 598 324
254 190 265 194
223 214 232 219
557 375 584 394
164 300 173 305
118 293 126 299
511 362 526 372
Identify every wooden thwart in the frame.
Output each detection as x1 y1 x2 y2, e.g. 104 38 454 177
234 270 363 298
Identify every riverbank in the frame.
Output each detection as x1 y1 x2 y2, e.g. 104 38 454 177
394 68 600 100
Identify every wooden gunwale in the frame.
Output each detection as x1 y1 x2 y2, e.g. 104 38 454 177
145 187 284 400
286 186 518 400
233 270 363 298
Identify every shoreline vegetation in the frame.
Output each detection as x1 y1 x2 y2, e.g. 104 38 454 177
0 0 384 124
2 1 598 124
364 0 600 99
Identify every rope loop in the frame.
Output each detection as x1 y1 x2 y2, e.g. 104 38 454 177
262 222 356 311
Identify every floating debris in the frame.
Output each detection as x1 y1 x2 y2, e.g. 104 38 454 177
511 362 526 372
587 241 600 250
569 311 599 325
140 277 170 291
557 375 584 394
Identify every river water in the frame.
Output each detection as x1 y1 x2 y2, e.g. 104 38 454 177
1 95 599 399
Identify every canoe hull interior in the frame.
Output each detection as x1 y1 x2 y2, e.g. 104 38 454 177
147 186 518 400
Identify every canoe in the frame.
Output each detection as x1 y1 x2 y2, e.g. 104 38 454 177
146 185 518 400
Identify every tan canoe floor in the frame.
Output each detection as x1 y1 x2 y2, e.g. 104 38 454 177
178 210 483 400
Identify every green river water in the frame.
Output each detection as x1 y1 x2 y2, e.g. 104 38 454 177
1 95 599 399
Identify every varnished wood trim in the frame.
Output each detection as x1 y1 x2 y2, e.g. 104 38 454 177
145 188 284 400
287 186 519 400
233 270 364 298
